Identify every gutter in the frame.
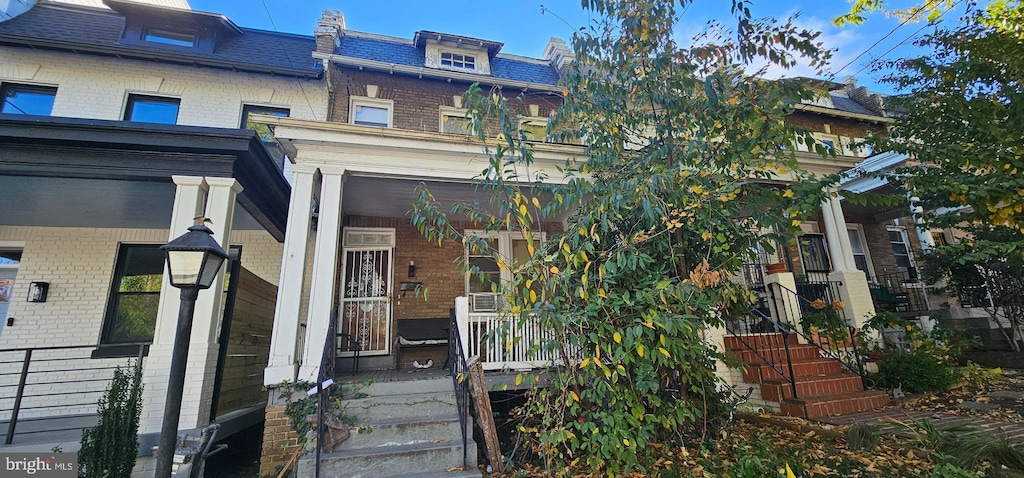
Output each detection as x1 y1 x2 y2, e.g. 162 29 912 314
312 51 563 93
793 104 893 123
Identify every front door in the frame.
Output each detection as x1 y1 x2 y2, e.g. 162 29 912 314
339 228 394 356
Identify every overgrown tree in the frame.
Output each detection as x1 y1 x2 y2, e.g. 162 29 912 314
413 0 836 473
862 1 1024 350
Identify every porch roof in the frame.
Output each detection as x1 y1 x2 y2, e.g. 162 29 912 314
0 114 291 240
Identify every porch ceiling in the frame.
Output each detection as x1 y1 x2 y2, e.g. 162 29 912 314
342 175 568 222
0 176 263 230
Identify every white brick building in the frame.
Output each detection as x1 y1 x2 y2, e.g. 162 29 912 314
0 0 328 471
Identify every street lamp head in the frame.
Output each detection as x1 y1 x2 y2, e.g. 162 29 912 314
161 224 229 289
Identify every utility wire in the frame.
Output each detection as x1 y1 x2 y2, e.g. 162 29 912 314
845 0 965 80
828 2 931 80
259 0 320 122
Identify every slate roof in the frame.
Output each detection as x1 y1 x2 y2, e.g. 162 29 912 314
336 32 561 86
0 2 320 78
829 94 879 116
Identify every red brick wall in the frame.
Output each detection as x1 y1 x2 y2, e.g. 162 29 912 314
327 66 563 134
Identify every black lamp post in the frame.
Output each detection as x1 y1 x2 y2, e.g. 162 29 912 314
155 224 228 477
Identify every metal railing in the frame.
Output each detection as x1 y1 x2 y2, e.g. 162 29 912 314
314 310 338 478
870 272 929 313
0 342 148 445
724 307 798 399
448 308 469 468
768 283 867 389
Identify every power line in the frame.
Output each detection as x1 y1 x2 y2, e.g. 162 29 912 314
828 2 931 80
259 0 320 122
845 0 965 80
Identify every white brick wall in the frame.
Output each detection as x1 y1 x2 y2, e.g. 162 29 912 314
0 48 328 127
0 226 282 420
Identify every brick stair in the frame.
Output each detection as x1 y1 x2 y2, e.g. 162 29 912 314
726 334 890 419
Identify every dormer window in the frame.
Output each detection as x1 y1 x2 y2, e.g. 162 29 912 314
143 28 197 48
441 52 475 70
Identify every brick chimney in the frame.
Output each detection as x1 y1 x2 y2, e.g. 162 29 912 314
543 37 574 76
314 10 345 54
841 76 886 116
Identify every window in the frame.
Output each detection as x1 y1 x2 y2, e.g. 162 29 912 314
0 250 21 266
102 245 165 344
798 234 831 273
350 97 392 128
440 52 475 70
143 28 197 48
125 94 180 124
821 139 835 154
1 84 57 116
242 105 290 171
465 231 544 313
847 227 873 281
519 119 548 142
888 226 918 280
439 107 472 135
930 230 949 247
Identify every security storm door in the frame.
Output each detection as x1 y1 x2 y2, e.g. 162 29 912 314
340 228 395 356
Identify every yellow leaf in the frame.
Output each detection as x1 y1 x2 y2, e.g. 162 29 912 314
613 332 622 344
783 189 794 198
623 439 630 446
785 464 797 478
532 197 541 209
580 357 591 368
579 227 587 236
658 347 670 358
570 391 579 402
530 290 537 303
520 204 528 216
792 219 801 227
637 345 645 357
550 266 559 274
515 374 523 386
701 232 713 241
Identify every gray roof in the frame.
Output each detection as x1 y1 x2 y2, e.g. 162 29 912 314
0 3 320 78
829 93 879 116
336 33 561 86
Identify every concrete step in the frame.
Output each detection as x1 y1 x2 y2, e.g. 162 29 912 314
297 440 478 478
357 377 453 397
342 416 464 450
342 391 457 422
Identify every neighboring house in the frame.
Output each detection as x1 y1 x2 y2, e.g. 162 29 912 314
0 0 328 473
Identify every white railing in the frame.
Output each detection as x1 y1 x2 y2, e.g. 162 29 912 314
455 297 561 371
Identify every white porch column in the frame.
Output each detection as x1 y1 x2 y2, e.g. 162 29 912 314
298 167 345 380
265 164 318 386
139 176 208 433
821 194 853 272
829 195 857 272
182 177 242 427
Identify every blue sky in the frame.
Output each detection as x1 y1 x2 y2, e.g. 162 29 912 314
190 0 966 95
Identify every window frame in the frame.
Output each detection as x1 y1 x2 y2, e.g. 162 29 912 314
887 225 918 281
440 51 477 71
463 230 546 312
439 106 473 135
124 93 180 124
241 104 291 170
0 83 57 116
143 27 198 48
518 117 550 142
846 225 875 282
99 244 165 347
349 97 393 128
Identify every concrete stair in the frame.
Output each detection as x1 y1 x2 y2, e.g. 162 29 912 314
296 377 479 478
726 333 890 419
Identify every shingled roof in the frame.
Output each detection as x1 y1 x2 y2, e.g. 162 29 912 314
334 31 561 87
0 1 320 78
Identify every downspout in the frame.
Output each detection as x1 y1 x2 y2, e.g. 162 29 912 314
324 57 336 122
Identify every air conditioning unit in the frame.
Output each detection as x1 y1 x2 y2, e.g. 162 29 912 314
470 293 500 312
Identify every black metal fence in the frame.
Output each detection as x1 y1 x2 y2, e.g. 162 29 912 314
0 342 148 445
870 272 930 313
313 310 338 478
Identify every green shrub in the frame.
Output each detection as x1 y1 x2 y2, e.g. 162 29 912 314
873 350 958 393
79 365 143 478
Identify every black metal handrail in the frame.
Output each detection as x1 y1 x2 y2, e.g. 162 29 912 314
449 308 469 468
768 283 867 389
314 309 338 478
725 307 798 399
0 342 148 445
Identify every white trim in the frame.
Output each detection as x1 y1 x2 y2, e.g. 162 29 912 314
342 227 397 249
349 96 393 128
463 229 546 303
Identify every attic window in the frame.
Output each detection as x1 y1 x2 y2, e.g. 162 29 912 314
144 28 197 48
440 52 475 70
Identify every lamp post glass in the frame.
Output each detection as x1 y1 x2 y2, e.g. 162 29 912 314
161 225 229 289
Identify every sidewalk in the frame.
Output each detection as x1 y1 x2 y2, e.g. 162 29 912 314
816 407 1024 444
